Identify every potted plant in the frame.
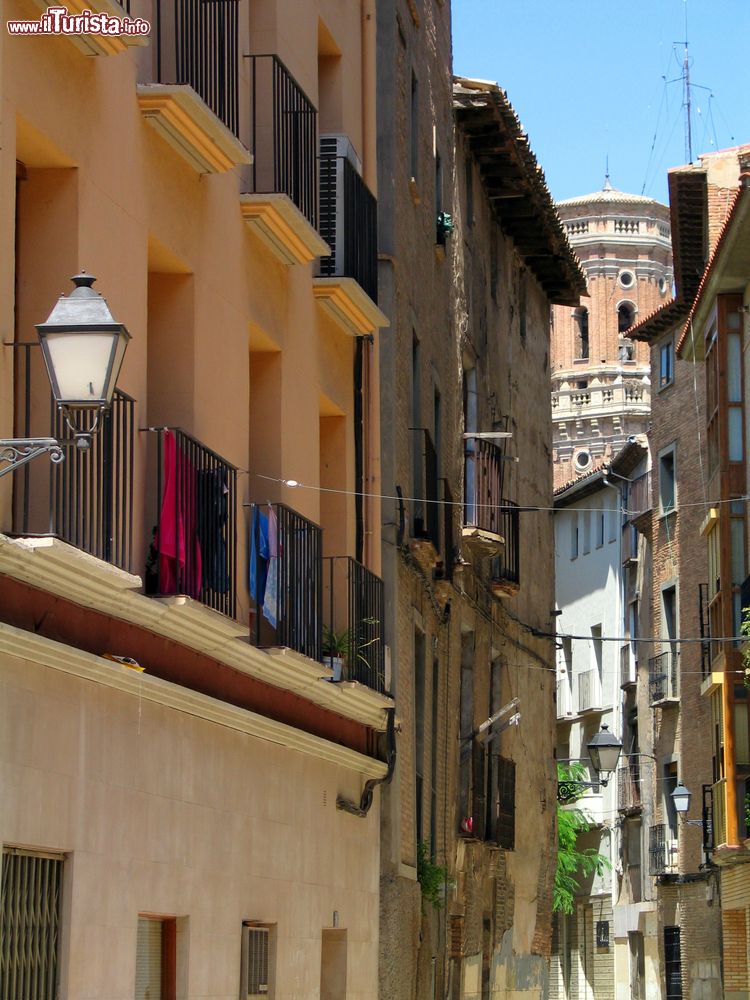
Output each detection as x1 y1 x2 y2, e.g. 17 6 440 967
322 625 351 682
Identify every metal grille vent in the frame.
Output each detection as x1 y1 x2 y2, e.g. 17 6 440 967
242 925 270 998
1 850 63 1000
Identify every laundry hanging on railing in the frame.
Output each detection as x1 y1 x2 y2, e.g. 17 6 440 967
196 466 231 594
157 430 202 598
250 505 280 628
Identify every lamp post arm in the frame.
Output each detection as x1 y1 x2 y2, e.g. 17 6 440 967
0 438 65 478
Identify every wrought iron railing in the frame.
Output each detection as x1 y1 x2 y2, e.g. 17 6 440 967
10 343 134 571
617 763 642 813
249 502 322 661
699 583 712 678
491 501 520 588
323 556 385 693
246 55 318 228
155 0 239 136
440 478 455 581
147 428 238 619
319 143 378 301
627 471 651 519
648 823 667 875
411 429 439 551
576 668 603 713
464 439 506 537
648 650 679 704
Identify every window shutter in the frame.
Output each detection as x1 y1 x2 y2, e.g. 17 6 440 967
497 757 516 850
471 739 486 841
135 918 162 1000
241 925 270 998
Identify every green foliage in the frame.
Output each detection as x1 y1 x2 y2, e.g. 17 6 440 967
322 620 380 663
553 764 612 915
741 608 750 687
417 841 452 910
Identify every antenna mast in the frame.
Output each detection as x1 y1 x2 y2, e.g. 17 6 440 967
682 2 693 161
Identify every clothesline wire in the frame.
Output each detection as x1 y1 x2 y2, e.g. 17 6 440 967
248 472 750 519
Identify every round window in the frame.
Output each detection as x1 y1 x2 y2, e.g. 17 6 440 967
574 450 592 472
619 270 635 289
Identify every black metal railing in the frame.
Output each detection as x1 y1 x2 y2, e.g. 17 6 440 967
628 471 651 519
10 343 134 572
464 439 505 537
617 763 642 813
648 823 667 875
148 428 238 619
246 55 318 228
249 503 322 661
440 478 455 581
156 0 239 136
411 429 440 551
699 583 712 678
648 650 679 704
319 140 378 301
323 556 385 693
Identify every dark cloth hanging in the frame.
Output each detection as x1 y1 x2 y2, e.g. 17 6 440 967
196 467 230 594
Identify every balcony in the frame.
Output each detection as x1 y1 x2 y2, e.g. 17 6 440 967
411 428 440 554
314 138 386 336
699 583 712 679
147 428 238 620
249 502 322 663
490 502 520 596
323 556 385 693
240 55 330 266
617 763 642 814
463 440 508 558
138 0 251 173
551 380 650 420
576 668 603 714
648 823 676 875
620 643 637 689
648 650 679 705
627 470 652 520
10 344 135 572
556 677 574 720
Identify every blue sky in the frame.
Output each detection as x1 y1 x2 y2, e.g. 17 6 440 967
452 0 750 205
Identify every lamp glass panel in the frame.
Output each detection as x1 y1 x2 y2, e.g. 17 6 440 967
41 331 117 404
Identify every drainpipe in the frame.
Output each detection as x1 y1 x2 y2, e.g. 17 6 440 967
337 708 396 817
354 337 364 564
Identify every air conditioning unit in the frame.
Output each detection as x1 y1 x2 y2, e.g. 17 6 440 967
241 924 270 999
319 133 362 278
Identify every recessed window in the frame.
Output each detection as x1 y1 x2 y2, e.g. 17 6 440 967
658 277 669 296
574 308 589 360
574 450 592 472
241 924 275 1000
571 512 579 560
596 508 605 548
136 916 177 1000
618 302 636 333
659 339 674 388
658 447 676 515
619 270 635 289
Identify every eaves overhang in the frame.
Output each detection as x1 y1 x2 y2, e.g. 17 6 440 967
453 77 586 307
0 535 392 732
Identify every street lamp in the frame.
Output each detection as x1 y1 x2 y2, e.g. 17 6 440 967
671 781 692 814
557 725 623 804
1 273 130 476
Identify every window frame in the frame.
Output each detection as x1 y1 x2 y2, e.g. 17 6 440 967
657 444 677 517
658 337 674 390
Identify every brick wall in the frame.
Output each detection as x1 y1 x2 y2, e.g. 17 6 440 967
722 908 748 993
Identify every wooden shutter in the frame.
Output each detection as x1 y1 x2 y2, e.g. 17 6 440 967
497 757 516 850
135 918 162 1000
471 739 486 841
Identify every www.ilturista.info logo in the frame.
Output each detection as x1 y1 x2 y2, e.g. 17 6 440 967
7 5 150 35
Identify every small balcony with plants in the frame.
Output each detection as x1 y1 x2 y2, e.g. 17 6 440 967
322 556 385 694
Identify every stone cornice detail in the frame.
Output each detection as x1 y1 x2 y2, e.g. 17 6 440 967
0 622 387 779
240 194 331 265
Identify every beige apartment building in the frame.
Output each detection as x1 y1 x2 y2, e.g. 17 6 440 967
375 2 584 993
0 2 391 998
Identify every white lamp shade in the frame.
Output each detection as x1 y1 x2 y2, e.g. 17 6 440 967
587 725 622 775
39 329 128 407
671 782 692 814
36 273 130 409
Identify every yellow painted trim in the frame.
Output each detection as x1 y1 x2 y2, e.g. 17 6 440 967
137 84 252 175
240 194 330 265
0 622 388 780
700 507 719 536
313 277 389 336
701 671 724 697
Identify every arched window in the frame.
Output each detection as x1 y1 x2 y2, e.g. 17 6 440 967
574 308 589 360
618 302 636 333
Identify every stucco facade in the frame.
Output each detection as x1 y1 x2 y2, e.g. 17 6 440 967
1 3 390 998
